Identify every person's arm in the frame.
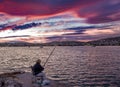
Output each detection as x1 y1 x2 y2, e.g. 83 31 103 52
31 65 36 75
41 66 44 71
39 65 44 72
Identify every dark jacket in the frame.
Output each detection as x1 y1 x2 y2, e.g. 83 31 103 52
32 62 44 75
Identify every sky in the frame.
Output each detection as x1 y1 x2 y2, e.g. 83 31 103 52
0 0 120 43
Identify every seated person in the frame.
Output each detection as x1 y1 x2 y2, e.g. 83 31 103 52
32 59 50 86
32 59 44 76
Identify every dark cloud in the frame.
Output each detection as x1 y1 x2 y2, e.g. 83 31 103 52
0 24 7 29
67 26 99 30
0 0 119 24
63 32 84 35
0 22 42 31
45 35 84 42
0 1 98 20
12 22 41 31
0 25 15 31
66 25 110 32
77 0 120 23
0 0 78 15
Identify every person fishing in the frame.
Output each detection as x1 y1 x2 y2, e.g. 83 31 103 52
32 59 50 87
31 59 47 86
32 59 44 76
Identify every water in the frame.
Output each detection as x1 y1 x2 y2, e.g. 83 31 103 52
0 46 120 87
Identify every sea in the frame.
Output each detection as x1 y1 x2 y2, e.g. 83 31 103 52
0 46 120 87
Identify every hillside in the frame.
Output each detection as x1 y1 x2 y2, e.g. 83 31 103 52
0 41 85 46
87 36 120 46
0 36 120 46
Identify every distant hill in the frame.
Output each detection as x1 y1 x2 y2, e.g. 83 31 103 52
42 41 85 46
0 41 85 46
87 36 120 46
0 36 120 46
0 41 30 47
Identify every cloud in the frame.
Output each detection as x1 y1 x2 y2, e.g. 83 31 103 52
0 35 30 39
0 0 120 23
77 0 120 23
12 22 42 31
1 0 119 24
0 13 120 43
0 25 120 43
84 29 115 35
0 0 98 16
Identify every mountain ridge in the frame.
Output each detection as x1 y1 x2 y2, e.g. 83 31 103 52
0 36 120 46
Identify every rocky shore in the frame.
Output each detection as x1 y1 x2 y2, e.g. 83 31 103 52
0 71 69 87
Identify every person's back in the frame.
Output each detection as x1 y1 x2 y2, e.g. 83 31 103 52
32 59 44 76
32 59 50 86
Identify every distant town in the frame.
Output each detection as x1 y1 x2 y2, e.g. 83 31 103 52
0 36 120 47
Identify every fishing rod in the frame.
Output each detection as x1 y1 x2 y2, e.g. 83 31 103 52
43 23 66 67
43 45 57 67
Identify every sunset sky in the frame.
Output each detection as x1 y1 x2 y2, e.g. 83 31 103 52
0 0 120 43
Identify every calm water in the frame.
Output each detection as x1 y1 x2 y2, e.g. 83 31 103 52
0 46 120 87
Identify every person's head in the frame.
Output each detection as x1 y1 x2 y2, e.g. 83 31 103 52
36 59 41 64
